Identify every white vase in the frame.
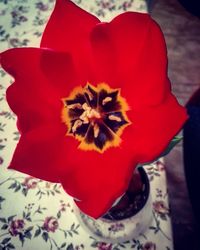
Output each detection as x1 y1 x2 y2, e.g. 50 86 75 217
74 167 152 243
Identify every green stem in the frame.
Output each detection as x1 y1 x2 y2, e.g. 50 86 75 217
0 178 11 186
48 237 53 250
152 211 171 241
51 237 59 249
140 233 147 240
0 177 24 186
0 232 10 238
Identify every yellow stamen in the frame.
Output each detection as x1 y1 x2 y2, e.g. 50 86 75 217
93 123 100 138
108 115 122 122
102 96 112 105
79 110 88 122
72 119 82 133
82 116 90 124
86 90 93 101
67 103 82 110
80 105 101 121
87 109 101 119
82 102 91 111
80 111 90 124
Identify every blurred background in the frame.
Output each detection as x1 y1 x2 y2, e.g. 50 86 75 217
150 0 200 249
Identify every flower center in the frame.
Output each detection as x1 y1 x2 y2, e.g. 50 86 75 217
71 103 102 138
62 83 131 153
80 103 101 122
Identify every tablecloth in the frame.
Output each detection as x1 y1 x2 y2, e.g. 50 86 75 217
0 1 173 249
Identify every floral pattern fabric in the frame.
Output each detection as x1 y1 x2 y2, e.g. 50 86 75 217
0 0 173 249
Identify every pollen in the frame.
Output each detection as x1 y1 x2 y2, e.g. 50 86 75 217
102 96 112 105
93 123 100 138
108 115 122 122
67 103 82 110
72 119 83 133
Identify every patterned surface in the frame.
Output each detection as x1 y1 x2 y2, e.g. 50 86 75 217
0 0 173 249
0 161 173 250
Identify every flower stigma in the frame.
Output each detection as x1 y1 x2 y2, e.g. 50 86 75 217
62 83 131 153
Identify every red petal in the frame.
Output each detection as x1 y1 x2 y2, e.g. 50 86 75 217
60 136 137 218
41 0 100 51
41 0 100 79
6 82 61 133
126 94 188 163
74 189 123 219
89 22 116 84
0 48 79 181
1 48 77 97
9 123 66 182
1 48 77 133
90 13 171 108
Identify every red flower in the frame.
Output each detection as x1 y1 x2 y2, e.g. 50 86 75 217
0 0 188 218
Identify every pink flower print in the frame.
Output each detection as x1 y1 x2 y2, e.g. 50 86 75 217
43 216 59 232
97 242 112 250
9 219 25 236
22 176 38 189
